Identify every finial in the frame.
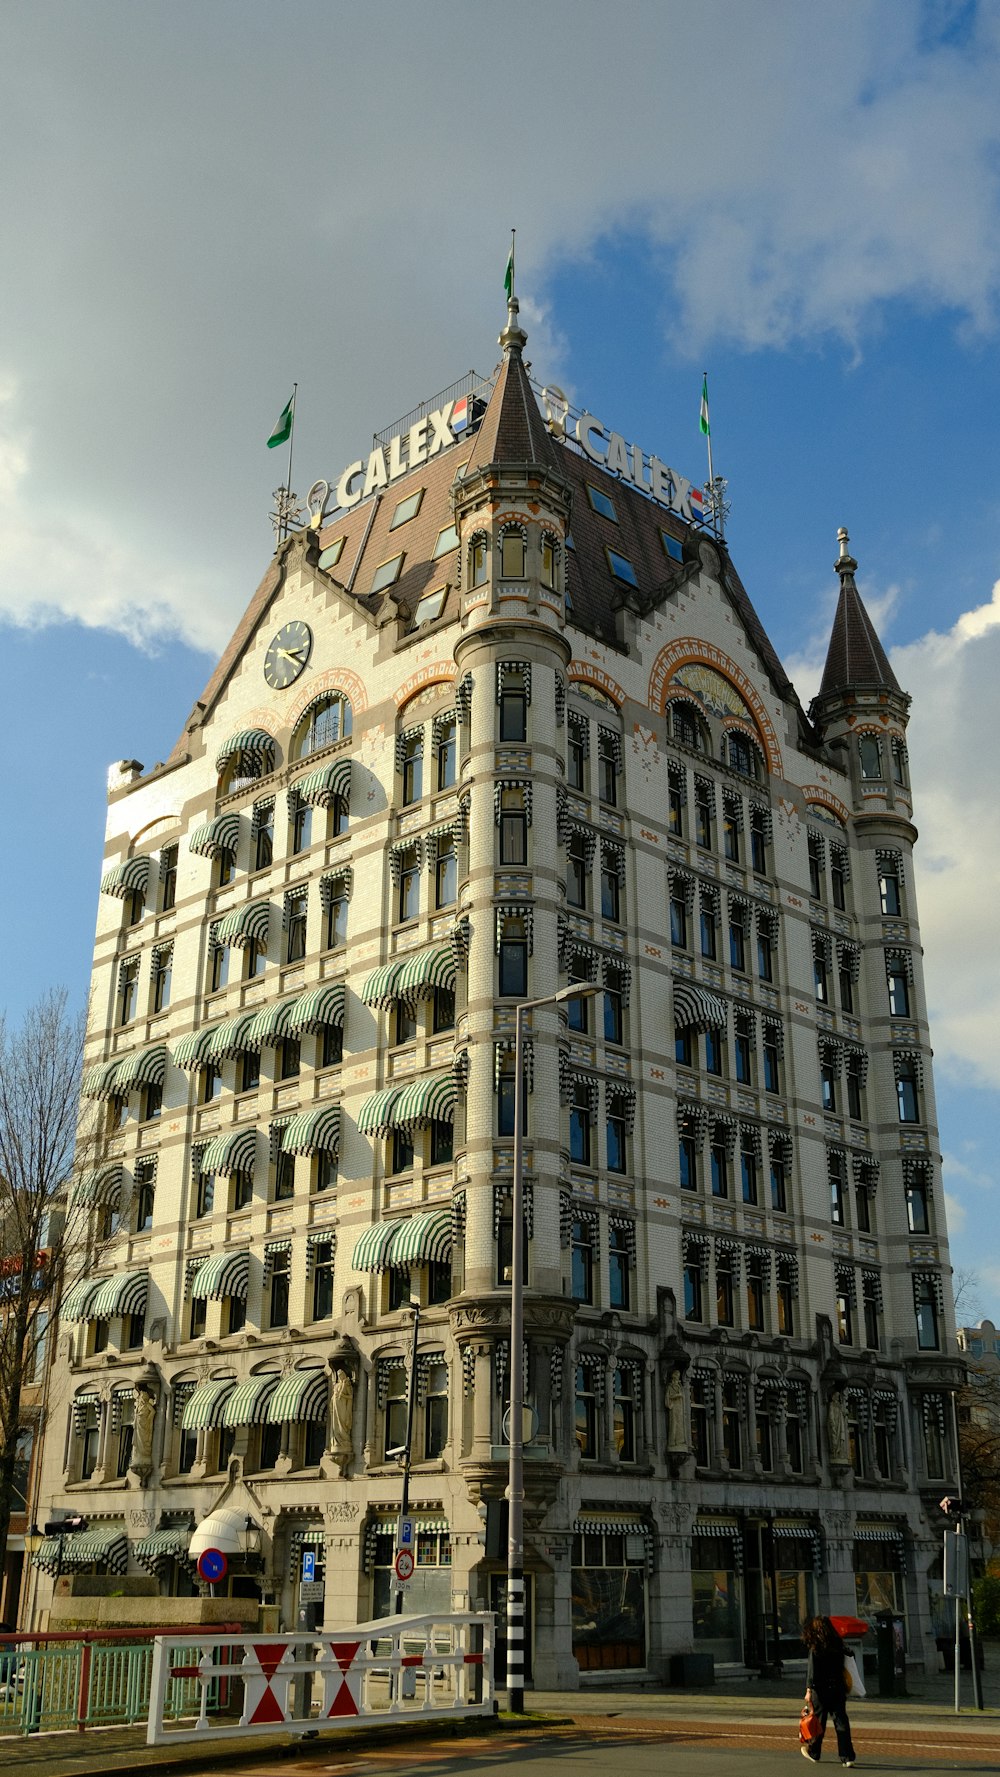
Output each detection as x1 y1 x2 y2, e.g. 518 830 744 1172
835 525 858 578
499 293 527 357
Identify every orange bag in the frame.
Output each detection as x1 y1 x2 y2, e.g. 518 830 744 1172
799 1704 822 1745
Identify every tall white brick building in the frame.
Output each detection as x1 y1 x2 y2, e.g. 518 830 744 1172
32 300 961 1682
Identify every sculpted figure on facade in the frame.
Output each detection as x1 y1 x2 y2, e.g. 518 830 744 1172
666 1368 688 1454
826 1388 848 1465
329 1366 355 1474
130 1382 157 1481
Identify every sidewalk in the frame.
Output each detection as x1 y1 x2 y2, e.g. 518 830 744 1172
4 1663 1000 1777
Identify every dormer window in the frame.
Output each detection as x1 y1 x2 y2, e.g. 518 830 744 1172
371 554 404 595
660 529 684 563
433 524 459 559
390 489 424 530
606 548 638 587
586 484 617 522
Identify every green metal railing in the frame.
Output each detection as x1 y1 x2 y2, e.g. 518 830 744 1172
0 1627 240 1738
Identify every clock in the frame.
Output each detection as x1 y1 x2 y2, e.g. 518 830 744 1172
263 620 312 690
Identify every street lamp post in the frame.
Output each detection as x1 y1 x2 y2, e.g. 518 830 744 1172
506 983 599 1715
394 1297 421 1617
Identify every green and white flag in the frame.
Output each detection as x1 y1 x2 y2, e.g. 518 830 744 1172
504 243 515 301
699 374 710 437
267 393 295 450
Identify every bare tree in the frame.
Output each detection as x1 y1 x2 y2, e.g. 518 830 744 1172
952 1267 983 1325
0 991 95 1582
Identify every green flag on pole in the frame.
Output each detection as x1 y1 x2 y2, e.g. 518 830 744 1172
699 374 710 437
504 244 515 301
267 393 295 450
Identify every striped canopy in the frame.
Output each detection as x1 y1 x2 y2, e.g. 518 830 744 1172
89 1269 149 1320
80 1059 126 1101
361 961 404 1010
173 1026 222 1070
181 1377 237 1430
100 856 151 899
351 1221 398 1272
133 1528 191 1573
189 1249 250 1301
281 1105 341 1156
223 1373 280 1427
112 1045 168 1093
215 728 276 776
356 1085 403 1137
392 1070 455 1130
209 1011 261 1061
293 757 352 808
288 982 345 1035
673 982 728 1033
386 1209 452 1269
214 899 270 950
33 1527 127 1576
71 1163 123 1209
246 998 298 1050
61 1278 104 1321
394 945 456 1004
189 811 242 860
267 1368 328 1423
200 1128 257 1178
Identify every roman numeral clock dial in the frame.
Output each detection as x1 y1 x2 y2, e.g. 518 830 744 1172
263 621 313 690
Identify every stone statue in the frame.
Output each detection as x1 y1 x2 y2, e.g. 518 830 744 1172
827 1389 848 1464
329 1366 354 1473
666 1368 688 1454
130 1382 156 1479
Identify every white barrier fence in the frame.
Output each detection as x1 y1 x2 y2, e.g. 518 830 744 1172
146 1612 494 1746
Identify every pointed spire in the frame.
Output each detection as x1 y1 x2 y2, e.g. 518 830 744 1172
460 296 558 478
818 527 901 697
499 293 527 359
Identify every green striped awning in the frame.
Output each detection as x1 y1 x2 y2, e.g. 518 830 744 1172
100 856 151 899
392 1069 456 1129
361 961 404 1009
33 1527 128 1576
394 945 456 1004
223 1374 280 1427
215 728 276 776
61 1278 104 1321
209 1011 261 1061
173 1026 223 1070
213 899 271 950
387 1209 452 1268
189 1249 250 1301
189 811 242 859
267 1368 328 1423
81 1059 126 1101
71 1163 124 1209
245 998 298 1050
356 1085 403 1137
288 983 345 1035
281 1105 341 1156
89 1269 149 1320
181 1377 238 1430
351 1222 399 1272
133 1528 192 1573
293 758 352 807
113 1045 168 1093
200 1127 257 1177
673 982 728 1033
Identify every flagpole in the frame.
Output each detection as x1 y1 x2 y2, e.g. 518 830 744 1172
702 371 715 492
286 382 298 511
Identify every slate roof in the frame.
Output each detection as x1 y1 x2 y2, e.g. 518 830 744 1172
818 548 901 697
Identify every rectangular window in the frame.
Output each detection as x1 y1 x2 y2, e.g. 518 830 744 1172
597 731 618 805
117 957 139 1026
879 866 901 916
601 865 620 922
314 1151 338 1193
808 837 824 900
757 929 773 981
433 522 459 560
312 1240 335 1320
723 1380 742 1466
839 964 854 1013
134 1161 156 1232
777 1279 794 1336
501 530 526 577
499 683 527 743
291 800 312 855
700 907 717 959
371 553 404 594
567 833 589 908
750 812 767 875
571 1220 594 1303
273 1150 295 1201
716 1266 735 1327
837 1291 853 1345
684 1261 703 1321
906 1176 930 1233
240 1049 261 1092
126 885 145 927
669 783 684 835
432 985 455 1033
254 806 274 871
326 892 348 950
390 487 424 529
746 1267 765 1331
897 1064 920 1123
740 1145 758 1205
201 1064 222 1104
195 1165 215 1219
285 890 308 963
821 1062 837 1113
498 928 528 998
568 730 586 790
855 1183 872 1233
391 1128 414 1174
705 1029 722 1075
152 948 172 1013
606 547 638 587
430 1119 454 1165
734 1030 752 1085
210 942 229 992
670 895 687 948
401 733 423 804
609 1225 630 1310
763 1037 780 1093
217 848 236 889
569 1084 592 1167
606 1111 627 1175
604 985 623 1046
160 844 178 912
398 861 420 924
613 1365 636 1462
436 717 457 788
499 794 527 866
831 853 847 909
888 966 910 1018
723 814 739 862
729 921 746 972
141 1081 162 1122
863 1286 880 1352
675 1028 693 1067
830 1154 847 1225
575 1365 597 1459
268 1249 291 1329
424 1360 449 1458
586 483 617 521
232 1170 253 1212
846 1059 863 1122
680 1134 697 1190
695 790 712 849
710 1142 728 1197
915 1279 939 1350
814 954 828 1002
278 1037 300 1080
189 1295 207 1338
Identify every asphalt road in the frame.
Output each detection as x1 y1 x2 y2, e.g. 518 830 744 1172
152 1719 1000 1776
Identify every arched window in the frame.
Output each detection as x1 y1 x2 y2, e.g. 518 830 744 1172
859 734 882 780
541 532 560 590
670 700 706 752
291 694 352 762
468 532 488 588
726 730 760 780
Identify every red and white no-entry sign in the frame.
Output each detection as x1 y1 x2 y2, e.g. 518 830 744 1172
394 1548 415 1583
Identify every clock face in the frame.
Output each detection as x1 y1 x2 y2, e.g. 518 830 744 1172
264 620 313 690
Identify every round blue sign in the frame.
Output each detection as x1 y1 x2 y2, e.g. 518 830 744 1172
197 1547 228 1583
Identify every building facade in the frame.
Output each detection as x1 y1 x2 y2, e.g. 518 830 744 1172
32 301 961 1678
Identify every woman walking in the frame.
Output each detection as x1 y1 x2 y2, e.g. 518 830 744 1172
800 1615 856 1766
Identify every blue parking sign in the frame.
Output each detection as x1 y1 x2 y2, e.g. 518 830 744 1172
301 1548 316 1584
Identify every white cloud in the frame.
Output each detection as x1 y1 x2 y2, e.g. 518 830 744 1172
944 1193 967 1236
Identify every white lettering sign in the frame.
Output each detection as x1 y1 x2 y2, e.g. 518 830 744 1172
574 411 704 523
332 400 467 514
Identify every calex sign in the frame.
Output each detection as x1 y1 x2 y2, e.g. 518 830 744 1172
332 397 471 513
541 385 705 525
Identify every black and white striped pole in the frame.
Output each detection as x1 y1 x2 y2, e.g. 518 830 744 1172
507 985 598 1712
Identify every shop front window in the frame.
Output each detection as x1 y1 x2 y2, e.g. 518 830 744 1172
571 1529 646 1671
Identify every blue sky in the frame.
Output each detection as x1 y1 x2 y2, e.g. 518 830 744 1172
1 0 998 1307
